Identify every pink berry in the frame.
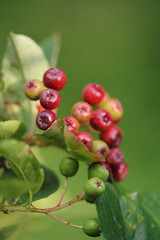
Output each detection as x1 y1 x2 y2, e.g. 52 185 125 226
91 109 113 131
113 162 129 181
72 102 92 123
76 131 93 150
36 110 57 130
102 98 123 123
64 116 79 134
40 89 61 110
100 125 122 148
107 148 124 166
82 83 105 105
43 68 67 91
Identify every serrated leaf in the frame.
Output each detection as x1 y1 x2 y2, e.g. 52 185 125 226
0 32 50 126
40 32 61 67
96 183 160 240
95 183 127 240
0 139 44 197
0 120 26 139
41 119 103 163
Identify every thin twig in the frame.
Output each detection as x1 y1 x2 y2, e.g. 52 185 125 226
56 177 68 207
46 212 83 229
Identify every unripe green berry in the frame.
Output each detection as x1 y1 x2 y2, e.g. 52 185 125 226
102 98 123 122
24 79 45 100
91 140 110 158
59 157 79 177
85 195 95 204
88 164 109 182
83 218 101 237
84 177 105 198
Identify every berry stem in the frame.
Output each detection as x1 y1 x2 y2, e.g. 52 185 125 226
46 212 83 229
38 190 85 212
56 177 68 207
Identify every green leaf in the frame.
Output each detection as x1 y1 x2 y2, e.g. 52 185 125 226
0 120 26 139
95 183 127 240
10 166 59 205
96 183 160 240
0 224 18 240
0 139 44 197
40 32 61 67
41 119 103 163
0 32 50 126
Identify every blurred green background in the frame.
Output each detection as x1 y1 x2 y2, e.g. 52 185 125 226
0 0 160 239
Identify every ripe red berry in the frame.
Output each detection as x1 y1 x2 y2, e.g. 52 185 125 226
36 110 57 130
100 125 122 148
64 116 79 134
43 68 67 91
82 83 105 106
91 109 113 131
76 131 93 150
113 162 129 181
107 148 124 166
72 102 92 123
102 98 123 123
40 89 61 110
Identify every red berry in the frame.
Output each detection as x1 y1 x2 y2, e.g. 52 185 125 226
82 83 105 105
107 148 124 166
36 110 57 130
43 68 67 91
91 109 113 131
64 116 79 134
76 131 93 150
72 102 92 123
40 89 61 110
102 98 123 123
113 162 129 181
96 92 110 108
100 125 122 148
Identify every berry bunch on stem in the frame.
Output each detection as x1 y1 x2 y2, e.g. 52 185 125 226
6 67 129 237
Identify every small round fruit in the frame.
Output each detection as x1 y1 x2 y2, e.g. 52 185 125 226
36 110 57 130
99 162 112 181
64 116 79 133
59 157 79 177
107 148 124 166
100 125 122 148
40 89 61 110
76 131 93 150
43 68 67 91
92 140 110 158
113 162 129 181
84 177 105 198
72 101 92 123
91 109 113 131
102 98 123 123
95 92 110 108
24 79 45 100
82 83 105 106
88 164 109 182
83 218 101 237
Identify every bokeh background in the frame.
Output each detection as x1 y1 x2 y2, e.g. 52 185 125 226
0 0 160 239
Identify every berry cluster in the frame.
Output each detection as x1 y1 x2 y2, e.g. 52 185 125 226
24 68 129 237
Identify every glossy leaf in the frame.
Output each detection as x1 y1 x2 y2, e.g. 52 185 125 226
0 139 44 196
96 183 160 240
40 32 61 67
41 119 104 163
95 183 127 240
0 32 50 126
0 120 26 139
